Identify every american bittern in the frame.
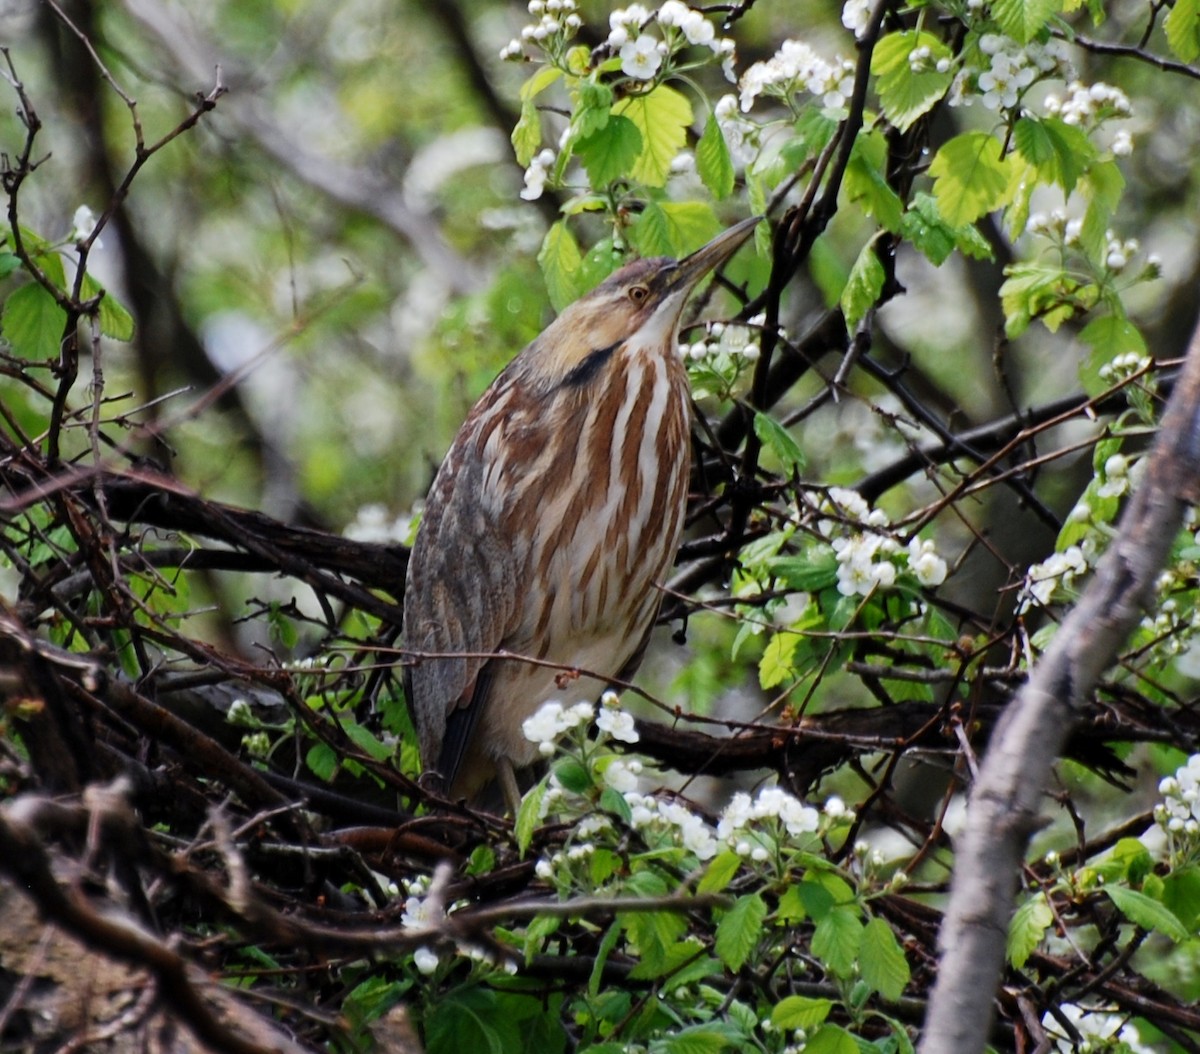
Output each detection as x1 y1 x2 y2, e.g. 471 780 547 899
403 216 758 812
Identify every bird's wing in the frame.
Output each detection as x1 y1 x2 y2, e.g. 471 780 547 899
402 372 526 783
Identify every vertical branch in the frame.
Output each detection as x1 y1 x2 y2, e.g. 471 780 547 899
920 307 1200 1054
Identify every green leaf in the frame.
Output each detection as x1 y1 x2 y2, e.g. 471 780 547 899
341 718 393 761
992 0 1063 42
870 31 954 131
929 132 1014 227
515 778 547 856
576 114 642 186
1079 314 1147 395
573 79 613 138
1166 0 1200 61
844 133 904 233
840 236 885 331
714 893 766 972
1105 885 1190 942
696 115 734 200
654 1024 740 1054
1 282 67 360
753 412 805 474
512 98 542 166
613 84 693 187
811 905 863 977
769 555 838 596
630 201 720 259
999 262 1076 338
760 630 800 690
771 996 833 1030
900 194 958 266
0 252 20 279
424 987 515 1054
803 1024 860 1054
859 917 911 1000
697 849 742 894
1162 867 1200 931
1013 115 1097 194
538 221 585 311
521 65 564 102
305 742 338 782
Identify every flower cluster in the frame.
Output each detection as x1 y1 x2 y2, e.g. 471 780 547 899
1044 80 1132 129
817 489 949 596
738 39 856 114
1041 1003 1153 1054
1097 352 1153 388
1155 752 1200 836
522 698 596 756
678 317 767 362
717 785 822 859
604 4 735 82
714 94 758 165
500 0 583 60
520 148 557 201
1017 545 1088 611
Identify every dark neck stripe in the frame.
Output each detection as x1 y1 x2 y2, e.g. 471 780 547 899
561 341 620 388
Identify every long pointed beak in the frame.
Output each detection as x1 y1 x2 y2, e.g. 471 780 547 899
668 215 761 295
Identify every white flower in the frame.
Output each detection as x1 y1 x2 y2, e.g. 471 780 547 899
620 34 662 79
566 700 595 726
680 12 714 46
907 538 948 587
841 0 871 38
520 148 556 201
522 700 566 748
401 895 430 930
656 0 689 27
1111 128 1133 156
413 947 440 974
596 705 640 743
71 204 98 242
824 796 847 818
602 758 639 793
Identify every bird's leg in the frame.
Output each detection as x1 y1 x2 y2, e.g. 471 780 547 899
497 757 523 817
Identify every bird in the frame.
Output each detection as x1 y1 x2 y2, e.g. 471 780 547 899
402 216 759 813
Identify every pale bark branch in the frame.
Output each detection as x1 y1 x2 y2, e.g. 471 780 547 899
920 307 1200 1053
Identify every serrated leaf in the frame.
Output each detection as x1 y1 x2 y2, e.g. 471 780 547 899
515 778 547 856
573 79 613 138
538 221 585 311
760 630 801 689
80 273 134 341
840 236 885 331
803 1024 860 1054
811 905 863 977
1105 885 1190 942
844 133 904 232
1079 314 1146 395
753 411 805 474
697 849 741 894
630 201 720 259
714 893 766 971
930 131 1014 227
696 115 734 200
305 742 338 782
341 718 392 761
613 85 693 187
992 0 1063 42
1013 115 1097 194
520 64 564 101
1166 0 1200 61
771 995 833 1030
870 31 954 131
512 98 542 166
576 114 642 187
999 262 1075 338
1162 867 1200 930
860 917 911 1000
1 282 67 360
900 194 959 265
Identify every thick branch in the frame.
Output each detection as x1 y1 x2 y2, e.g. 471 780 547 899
920 308 1200 1054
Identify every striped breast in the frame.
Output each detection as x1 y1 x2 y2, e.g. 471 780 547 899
458 340 691 793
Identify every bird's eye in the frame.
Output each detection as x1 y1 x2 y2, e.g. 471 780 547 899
628 285 650 305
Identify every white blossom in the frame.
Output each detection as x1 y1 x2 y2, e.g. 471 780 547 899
620 34 662 79
907 538 948 587
841 0 871 38
413 947 440 974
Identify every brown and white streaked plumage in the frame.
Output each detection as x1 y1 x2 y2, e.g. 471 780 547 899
402 217 758 810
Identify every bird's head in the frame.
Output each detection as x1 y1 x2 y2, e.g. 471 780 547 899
523 216 760 386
